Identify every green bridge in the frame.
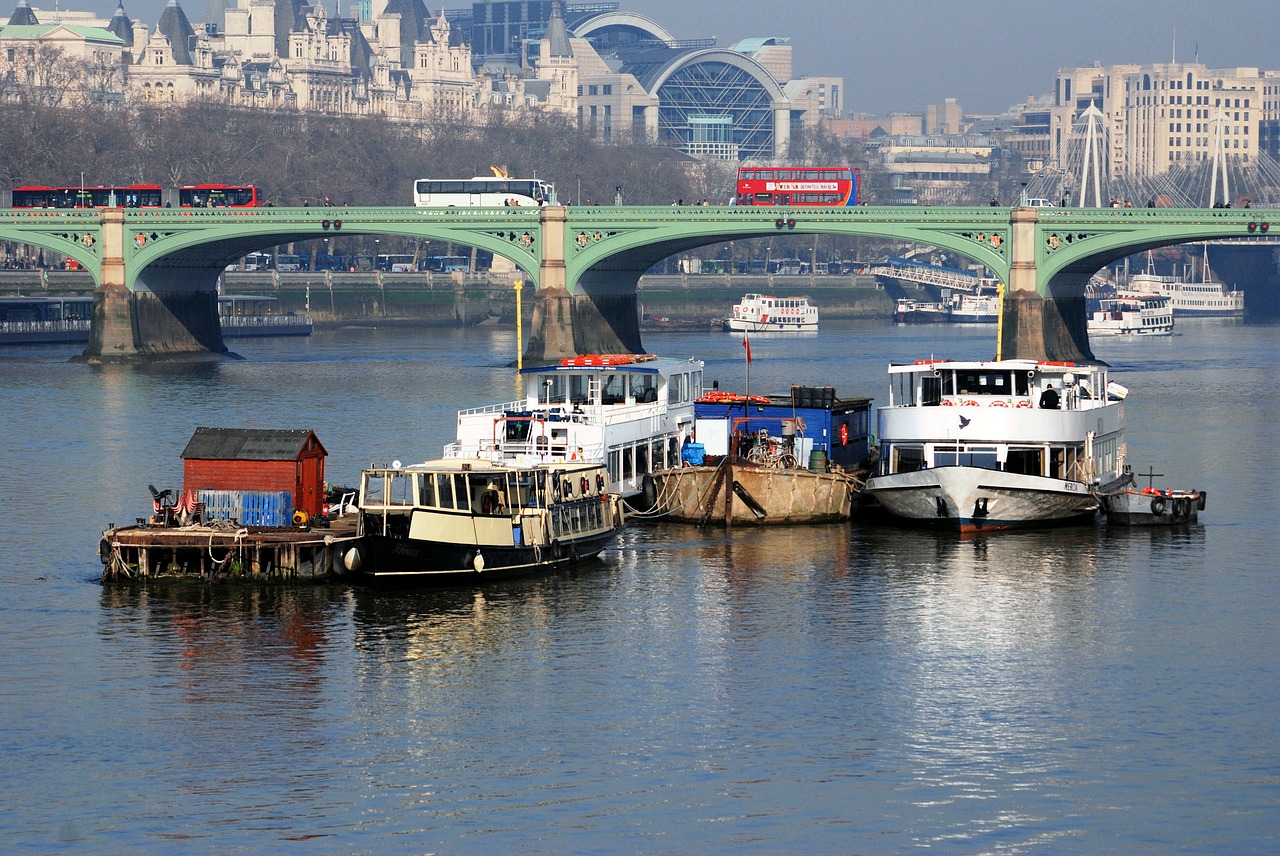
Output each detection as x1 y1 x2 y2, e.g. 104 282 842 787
1 204 1273 362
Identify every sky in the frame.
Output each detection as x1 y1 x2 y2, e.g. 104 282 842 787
48 0 1280 116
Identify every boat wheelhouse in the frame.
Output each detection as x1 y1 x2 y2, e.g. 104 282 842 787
724 293 819 332
862 359 1129 531
447 354 703 499
353 457 623 588
1087 294 1173 336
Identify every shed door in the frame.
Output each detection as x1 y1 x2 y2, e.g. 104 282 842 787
298 456 323 516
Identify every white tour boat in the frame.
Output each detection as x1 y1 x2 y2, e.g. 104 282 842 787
724 293 818 332
351 457 624 588
1087 294 1173 336
1126 247 1243 317
446 354 703 500
862 359 1130 531
948 288 1000 324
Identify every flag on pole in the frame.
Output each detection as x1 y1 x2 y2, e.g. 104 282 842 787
742 333 752 365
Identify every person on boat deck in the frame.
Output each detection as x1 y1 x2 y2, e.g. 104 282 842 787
1039 383 1061 410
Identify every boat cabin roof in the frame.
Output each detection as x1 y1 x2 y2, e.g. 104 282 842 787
370 457 604 475
519 354 698 376
887 358 1102 378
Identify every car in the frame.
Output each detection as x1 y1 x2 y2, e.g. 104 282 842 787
1024 198 1056 208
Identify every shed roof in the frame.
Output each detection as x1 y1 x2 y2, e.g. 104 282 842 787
181 427 325 461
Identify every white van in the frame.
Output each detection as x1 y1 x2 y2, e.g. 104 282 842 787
1024 198 1056 208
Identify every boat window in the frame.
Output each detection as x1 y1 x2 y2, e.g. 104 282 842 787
934 445 1000 470
387 473 416 506
691 371 703 400
652 440 666 471
631 374 658 403
434 473 456 509
622 445 634 479
569 374 589 405
419 476 436 506
505 419 531 442
921 376 943 406
955 370 1011 395
608 449 621 483
539 374 566 405
1005 448 1043 476
636 442 649 474
601 373 627 405
891 444 926 474
363 473 386 505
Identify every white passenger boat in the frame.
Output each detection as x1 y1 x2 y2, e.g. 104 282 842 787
1126 247 1243 317
351 457 624 588
1087 294 1173 336
948 289 1000 323
446 354 703 500
861 359 1130 531
724 293 818 332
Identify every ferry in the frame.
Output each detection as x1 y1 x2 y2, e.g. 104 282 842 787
1125 248 1243 317
724 293 818 332
446 354 703 500
948 288 1000 324
1087 294 1173 336
861 359 1130 531
645 387 874 525
350 457 623 588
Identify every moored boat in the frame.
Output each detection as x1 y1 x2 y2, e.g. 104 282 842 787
895 297 949 323
1099 485 1206 525
446 353 703 500
724 293 818 332
862 359 1130 531
948 288 1000 323
644 386 873 525
1125 247 1243 317
351 457 624 588
1087 293 1173 336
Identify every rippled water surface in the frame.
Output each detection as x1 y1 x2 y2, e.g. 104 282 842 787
1 318 1277 852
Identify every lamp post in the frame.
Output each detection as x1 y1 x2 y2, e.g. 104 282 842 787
576 173 582 206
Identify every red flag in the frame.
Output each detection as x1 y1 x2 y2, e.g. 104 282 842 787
742 333 752 365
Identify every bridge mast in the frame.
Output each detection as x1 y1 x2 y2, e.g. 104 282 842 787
1209 109 1230 207
1077 105 1106 208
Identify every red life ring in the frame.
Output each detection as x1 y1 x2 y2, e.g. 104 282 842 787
991 399 1009 407
1015 400 1033 409
941 399 956 406
961 399 980 407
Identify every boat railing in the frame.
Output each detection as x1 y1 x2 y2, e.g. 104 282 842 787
220 313 313 328
0 318 92 334
457 399 526 417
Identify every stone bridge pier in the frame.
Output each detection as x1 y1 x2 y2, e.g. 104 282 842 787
78 210 233 363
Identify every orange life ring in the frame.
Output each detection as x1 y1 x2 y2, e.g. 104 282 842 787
991 399 1009 407
941 399 956 406
961 399 980 407
1015 400 1033 409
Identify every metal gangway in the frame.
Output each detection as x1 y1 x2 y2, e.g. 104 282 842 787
865 258 993 294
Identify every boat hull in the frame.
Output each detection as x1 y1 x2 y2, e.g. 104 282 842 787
724 318 818 333
863 466 1100 532
649 461 856 525
358 528 616 588
1101 489 1204 525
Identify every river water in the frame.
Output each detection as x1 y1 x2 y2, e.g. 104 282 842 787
1 317 1277 853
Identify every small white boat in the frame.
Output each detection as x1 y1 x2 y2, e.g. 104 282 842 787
948 289 1000 324
724 293 818 332
351 457 624 588
862 359 1130 531
1087 294 1173 336
447 354 703 500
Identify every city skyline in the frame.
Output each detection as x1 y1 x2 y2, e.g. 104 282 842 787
25 0 1280 116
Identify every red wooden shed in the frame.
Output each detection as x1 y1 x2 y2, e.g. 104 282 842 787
181 427 328 518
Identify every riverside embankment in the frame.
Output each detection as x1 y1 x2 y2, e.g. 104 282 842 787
0 269 902 327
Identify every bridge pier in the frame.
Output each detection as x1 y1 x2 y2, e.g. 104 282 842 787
76 210 234 363
1001 207 1096 363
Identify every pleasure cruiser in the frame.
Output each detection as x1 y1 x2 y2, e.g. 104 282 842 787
862 359 1129 531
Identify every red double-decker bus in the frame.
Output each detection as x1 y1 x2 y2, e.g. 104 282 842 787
9 183 261 209
735 166 859 207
